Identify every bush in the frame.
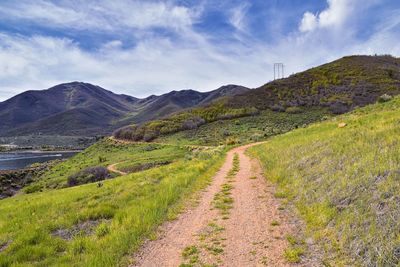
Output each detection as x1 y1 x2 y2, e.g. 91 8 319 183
378 94 393 103
225 137 239 145
271 105 285 112
143 131 158 142
182 116 205 130
329 102 350 114
250 134 263 141
67 167 110 187
285 106 303 114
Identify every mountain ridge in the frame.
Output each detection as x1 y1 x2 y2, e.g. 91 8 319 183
0 82 249 136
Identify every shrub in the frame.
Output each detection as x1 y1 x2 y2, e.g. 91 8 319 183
250 134 263 141
285 106 303 114
67 167 110 187
378 94 393 103
271 104 285 112
143 131 157 142
329 102 349 114
182 116 205 130
98 156 106 163
225 137 239 145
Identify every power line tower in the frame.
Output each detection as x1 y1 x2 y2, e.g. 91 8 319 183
273 63 284 80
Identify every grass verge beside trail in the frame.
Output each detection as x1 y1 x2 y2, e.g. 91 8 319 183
249 97 400 266
0 148 226 266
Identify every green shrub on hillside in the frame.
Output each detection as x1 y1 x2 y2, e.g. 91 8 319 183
285 106 303 114
67 166 110 187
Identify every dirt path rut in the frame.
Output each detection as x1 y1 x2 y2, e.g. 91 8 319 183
132 143 298 267
107 162 127 175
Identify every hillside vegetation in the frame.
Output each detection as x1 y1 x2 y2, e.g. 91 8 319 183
249 96 400 266
156 107 329 145
115 55 400 142
24 139 190 192
0 144 225 266
114 102 259 142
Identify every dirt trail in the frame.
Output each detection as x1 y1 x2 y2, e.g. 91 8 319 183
107 162 127 175
132 143 299 267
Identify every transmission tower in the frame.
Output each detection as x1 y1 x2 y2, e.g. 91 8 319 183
273 63 284 80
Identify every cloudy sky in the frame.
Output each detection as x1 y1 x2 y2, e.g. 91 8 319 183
0 0 399 100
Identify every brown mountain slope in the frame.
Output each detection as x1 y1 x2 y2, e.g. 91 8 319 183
0 83 249 136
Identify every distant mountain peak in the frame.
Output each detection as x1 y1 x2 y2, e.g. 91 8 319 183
0 82 249 137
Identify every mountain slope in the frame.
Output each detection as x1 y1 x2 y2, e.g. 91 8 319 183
227 55 400 113
0 83 248 137
114 55 400 142
249 95 400 266
120 85 249 124
0 82 138 136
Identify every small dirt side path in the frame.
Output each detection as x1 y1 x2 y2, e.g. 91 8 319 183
132 143 300 267
107 162 127 175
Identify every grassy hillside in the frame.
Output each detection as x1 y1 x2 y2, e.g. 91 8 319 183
24 139 190 192
156 107 329 145
114 55 400 142
0 146 225 266
249 96 400 266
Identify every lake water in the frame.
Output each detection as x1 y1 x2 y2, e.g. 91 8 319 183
0 151 79 170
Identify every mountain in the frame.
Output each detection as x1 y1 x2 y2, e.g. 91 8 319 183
114 55 400 142
226 55 400 113
0 82 249 136
0 82 138 136
120 85 249 124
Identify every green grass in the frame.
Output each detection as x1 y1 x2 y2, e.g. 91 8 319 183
182 245 199 259
25 139 189 192
212 154 239 216
284 247 305 263
270 220 280 226
0 148 226 266
156 108 329 146
249 96 400 266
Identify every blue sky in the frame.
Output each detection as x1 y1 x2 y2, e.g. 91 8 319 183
0 0 399 100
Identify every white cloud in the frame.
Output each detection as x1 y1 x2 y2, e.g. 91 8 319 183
299 12 318 32
0 0 197 32
229 3 250 32
299 0 356 32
